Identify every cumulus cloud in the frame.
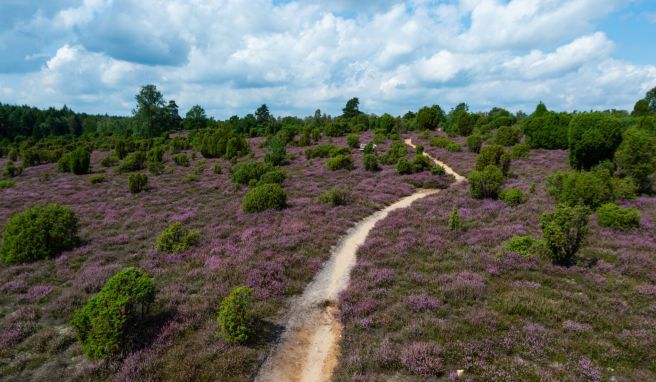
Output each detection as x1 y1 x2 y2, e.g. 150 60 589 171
0 0 654 117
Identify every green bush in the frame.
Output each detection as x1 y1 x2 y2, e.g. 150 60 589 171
88 175 105 184
100 154 119 167
71 267 156 359
346 134 360 148
540 205 590 265
596 203 640 230
568 112 623 170
172 153 190 167
0 179 15 189
614 127 656 193
445 142 462 152
128 173 148 194
326 154 354 171
216 286 254 344
231 161 274 185
468 165 505 199
363 153 380 171
430 164 445 175
476 145 511 176
318 187 349 206
156 222 200 253
429 136 452 148
242 184 287 213
522 111 570 149
499 188 527 206
415 144 424 155
147 160 164 175
546 169 634 208
305 144 337 159
198 127 249 159
68 148 91 175
8 148 18 161
448 207 460 231
3 160 23 178
504 235 538 257
363 142 375 154
147 146 165 163
511 143 530 159
397 157 413 175
213 163 222 174
264 136 287 166
257 169 286 185
494 126 521 146
117 151 146 173
466 134 483 153
381 141 408 165
0 204 79 264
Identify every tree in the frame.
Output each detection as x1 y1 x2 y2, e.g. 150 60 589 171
416 105 445 130
265 136 287 166
533 102 548 117
568 113 622 170
540 205 590 265
632 99 650 117
342 97 362 119
255 104 272 126
646 86 656 113
164 100 182 131
133 84 165 137
183 105 208 130
614 127 656 193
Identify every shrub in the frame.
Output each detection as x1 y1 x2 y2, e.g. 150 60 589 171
546 169 633 208
614 127 656 193
466 133 483 153
504 235 538 257
326 154 354 171
381 141 408 165
66 148 91 175
147 160 164 175
468 165 505 199
430 164 445 175
213 163 222 174
257 169 286 185
242 184 287 213
522 111 570 149
231 161 274 185
318 187 349 206
0 179 14 189
88 175 105 184
172 153 190 167
216 286 254 344
346 134 360 148
476 144 511 175
198 127 249 159
264 136 287 166
399 342 444 377
3 160 23 178
499 188 527 206
397 157 413 175
156 222 200 253
363 142 375 154
596 203 640 230
511 143 530 159
305 144 337 159
568 112 623 170
0 204 79 264
445 142 462 152
8 148 18 161
494 126 521 146
100 154 119 167
117 151 146 173
363 153 380 171
429 136 451 148
128 173 148 194
71 267 155 359
147 146 165 163
448 207 460 231
540 205 590 265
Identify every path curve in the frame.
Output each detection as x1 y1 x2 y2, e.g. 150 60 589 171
255 140 464 382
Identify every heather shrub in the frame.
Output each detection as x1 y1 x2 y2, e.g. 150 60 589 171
596 203 640 230
325 154 354 171
257 168 286 185
318 187 349 206
156 222 200 253
242 184 287 213
504 235 538 257
363 153 380 171
117 151 146 173
540 205 590 265
172 153 190 167
3 160 23 178
213 163 222 174
466 133 483 153
88 175 105 185
494 126 521 146
100 154 119 167
476 144 511 175
400 342 444 377
0 204 79 264
468 165 505 199
128 173 148 194
0 179 14 189
448 207 460 231
511 143 530 159
568 112 623 170
614 127 656 193
346 134 360 148
499 188 527 206
216 286 254 344
381 141 408 165
71 267 155 359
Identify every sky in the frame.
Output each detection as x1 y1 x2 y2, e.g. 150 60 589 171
0 0 655 119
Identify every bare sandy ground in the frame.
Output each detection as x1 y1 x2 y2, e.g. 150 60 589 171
255 140 463 382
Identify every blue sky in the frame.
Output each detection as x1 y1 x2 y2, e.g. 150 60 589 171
0 0 655 118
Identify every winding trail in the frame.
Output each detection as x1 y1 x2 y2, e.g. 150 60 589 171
255 139 464 382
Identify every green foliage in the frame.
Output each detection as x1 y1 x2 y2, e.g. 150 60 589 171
466 133 483 153
596 203 640 230
71 267 156 359
396 154 432 175
257 169 286 185
346 134 360 148
128 173 148 194
415 144 424 155
522 112 570 149
430 164 445 175
156 222 200 253
504 235 538 257
0 203 79 264
318 187 349 206
429 136 452 148
117 151 146 173
172 153 190 167
242 184 287 213
68 147 91 175
396 157 413 175
511 143 530 159
0 179 15 189
198 127 249 159
231 161 274 185
100 154 119 167
216 287 254 344
88 175 105 184
304 144 344 159
363 153 380 171
546 169 635 208
468 165 505 199
446 142 461 152
614 127 656 193
381 141 408 165
416 105 445 130
147 145 165 163
494 126 521 146
568 112 623 170
499 188 527 206
265 136 287 166
540 205 590 265
448 207 460 231
3 160 23 178
476 145 511 176
326 154 354 171
213 163 222 175
363 142 375 154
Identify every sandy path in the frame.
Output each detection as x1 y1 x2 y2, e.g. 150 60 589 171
255 140 463 382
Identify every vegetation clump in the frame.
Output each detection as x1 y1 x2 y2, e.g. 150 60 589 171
499 188 527 206
596 203 640 230
468 165 505 199
88 175 106 184
242 184 287 213
57 147 91 175
465 133 483 153
476 144 511 176
494 126 521 146
504 235 539 257
128 173 148 194
540 205 590 265
71 267 156 359
568 112 622 170
326 154 354 171
117 151 146 173
448 207 460 231
216 286 255 344
156 222 200 253
0 203 79 264
3 160 23 178
547 169 635 208
318 187 349 206
172 153 190 167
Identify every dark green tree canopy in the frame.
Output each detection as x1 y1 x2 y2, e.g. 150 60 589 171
133 84 169 137
183 105 208 130
342 97 363 119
